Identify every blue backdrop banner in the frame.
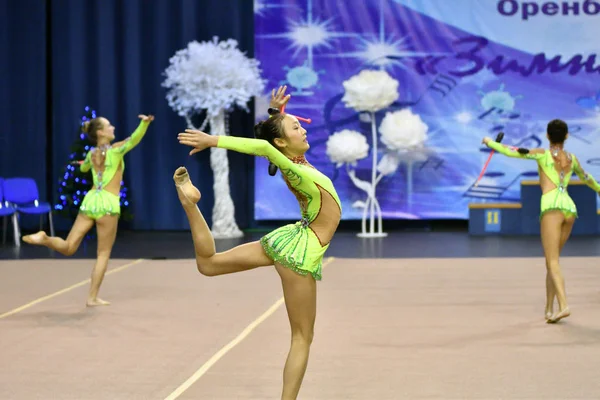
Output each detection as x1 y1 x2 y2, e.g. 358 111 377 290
254 0 600 220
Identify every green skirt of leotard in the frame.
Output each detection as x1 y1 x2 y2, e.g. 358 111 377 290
260 220 329 281
540 188 578 220
79 189 121 220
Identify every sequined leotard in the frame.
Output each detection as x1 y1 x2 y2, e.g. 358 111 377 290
487 141 600 218
217 135 342 280
78 120 151 220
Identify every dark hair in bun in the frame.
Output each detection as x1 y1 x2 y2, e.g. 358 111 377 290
547 119 568 144
254 108 286 176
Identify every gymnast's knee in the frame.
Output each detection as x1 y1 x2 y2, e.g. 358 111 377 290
196 257 218 277
545 259 560 270
61 244 78 257
291 328 314 346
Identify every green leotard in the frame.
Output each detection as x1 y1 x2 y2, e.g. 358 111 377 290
487 141 600 219
79 120 151 220
217 135 342 280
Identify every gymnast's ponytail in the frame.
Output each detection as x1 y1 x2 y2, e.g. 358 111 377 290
82 118 104 146
254 108 286 177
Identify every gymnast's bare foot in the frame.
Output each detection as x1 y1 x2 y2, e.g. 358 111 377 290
173 167 201 206
547 307 570 323
22 231 48 245
545 306 553 321
86 298 111 307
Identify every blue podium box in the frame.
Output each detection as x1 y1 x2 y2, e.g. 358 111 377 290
468 203 522 235
469 180 599 236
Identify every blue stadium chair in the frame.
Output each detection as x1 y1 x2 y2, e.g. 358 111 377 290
0 178 18 245
3 177 54 247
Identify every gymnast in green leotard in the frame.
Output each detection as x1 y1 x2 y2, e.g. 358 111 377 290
483 119 600 323
174 86 341 400
23 114 154 307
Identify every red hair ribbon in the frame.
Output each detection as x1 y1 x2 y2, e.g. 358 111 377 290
280 104 312 124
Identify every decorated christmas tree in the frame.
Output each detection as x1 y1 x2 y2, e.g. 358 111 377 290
54 106 133 221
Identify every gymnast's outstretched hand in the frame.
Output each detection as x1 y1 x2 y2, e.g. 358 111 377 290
138 114 155 122
178 129 218 155
270 85 291 109
482 136 492 145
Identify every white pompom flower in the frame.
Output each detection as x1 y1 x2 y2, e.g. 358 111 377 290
377 152 401 176
326 129 370 168
341 69 399 113
379 109 428 151
162 37 266 118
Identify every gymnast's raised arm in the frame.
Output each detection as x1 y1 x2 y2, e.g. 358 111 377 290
483 136 545 160
112 115 154 155
177 130 299 174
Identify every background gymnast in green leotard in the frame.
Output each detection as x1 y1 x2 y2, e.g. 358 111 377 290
483 119 600 323
174 86 341 400
23 114 154 307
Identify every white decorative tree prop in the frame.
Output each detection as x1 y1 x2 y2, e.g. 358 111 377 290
336 69 399 237
327 70 429 237
163 37 266 238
